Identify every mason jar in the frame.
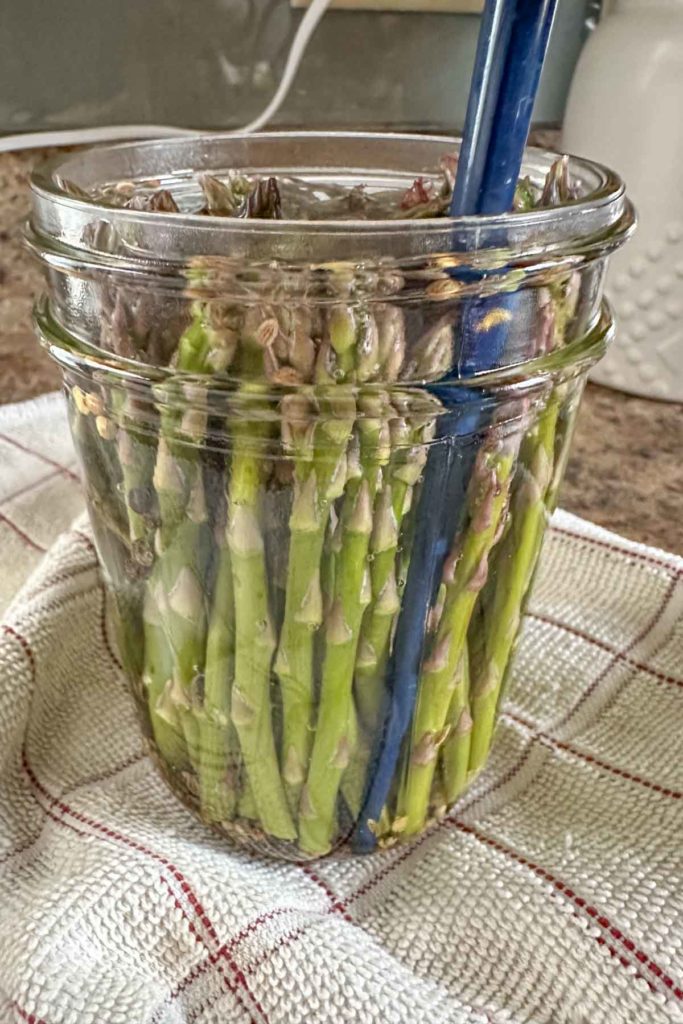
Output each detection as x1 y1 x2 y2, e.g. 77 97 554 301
28 133 634 860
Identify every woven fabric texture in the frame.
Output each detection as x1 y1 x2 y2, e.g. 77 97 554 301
0 393 681 1024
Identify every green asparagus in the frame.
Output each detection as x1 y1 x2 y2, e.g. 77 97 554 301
299 391 390 854
397 439 515 837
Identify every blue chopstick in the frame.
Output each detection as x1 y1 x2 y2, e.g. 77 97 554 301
354 0 559 853
478 0 559 215
459 0 560 373
450 0 517 218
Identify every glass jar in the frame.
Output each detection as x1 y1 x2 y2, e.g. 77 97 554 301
28 133 634 860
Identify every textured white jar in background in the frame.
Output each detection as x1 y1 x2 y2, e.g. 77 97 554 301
563 0 683 401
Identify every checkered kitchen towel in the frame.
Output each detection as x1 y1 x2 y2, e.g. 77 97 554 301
0 393 681 1024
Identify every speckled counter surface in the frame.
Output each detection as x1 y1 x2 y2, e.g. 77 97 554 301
1 148 681 553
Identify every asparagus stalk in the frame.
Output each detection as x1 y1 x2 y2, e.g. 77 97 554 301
338 308 412 815
468 395 557 773
227 437 295 840
146 413 210 769
352 474 402 731
349 307 406 727
114 394 157 568
339 697 369 818
70 386 129 542
440 647 472 804
198 522 238 822
194 180 288 831
466 159 580 774
353 406 431 733
274 306 356 814
69 386 150 689
298 391 390 855
142 585 190 770
226 326 296 841
342 397 438 820
396 437 515 837
192 304 243 822
238 779 259 822
142 315 215 769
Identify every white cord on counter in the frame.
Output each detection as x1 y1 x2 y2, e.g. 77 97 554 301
0 0 331 153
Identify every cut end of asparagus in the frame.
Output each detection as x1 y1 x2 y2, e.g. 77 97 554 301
95 414 116 440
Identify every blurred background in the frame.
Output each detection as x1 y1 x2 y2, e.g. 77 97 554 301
0 0 600 133
0 0 680 550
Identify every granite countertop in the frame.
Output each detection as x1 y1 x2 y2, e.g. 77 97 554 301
1 148 681 554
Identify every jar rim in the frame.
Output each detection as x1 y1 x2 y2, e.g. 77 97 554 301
28 131 635 267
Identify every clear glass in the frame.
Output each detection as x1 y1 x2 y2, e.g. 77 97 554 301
29 133 634 860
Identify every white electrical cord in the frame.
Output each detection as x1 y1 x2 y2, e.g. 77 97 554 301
240 0 331 133
0 0 331 154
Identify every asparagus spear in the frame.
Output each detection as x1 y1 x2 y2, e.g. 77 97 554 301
198 521 238 822
468 395 557 773
341 396 439 821
396 437 515 837
440 647 472 804
69 386 151 690
353 403 432 734
227 432 295 840
466 159 580 774
142 584 190 770
238 779 259 822
115 394 157 568
192 303 243 822
226 324 296 841
69 386 129 542
274 307 356 815
298 391 390 855
142 315 215 770
339 695 369 819
194 179 290 833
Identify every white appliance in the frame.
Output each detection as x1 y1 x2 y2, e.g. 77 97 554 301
563 0 683 402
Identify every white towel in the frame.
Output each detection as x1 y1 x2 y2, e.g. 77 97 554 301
0 393 681 1024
